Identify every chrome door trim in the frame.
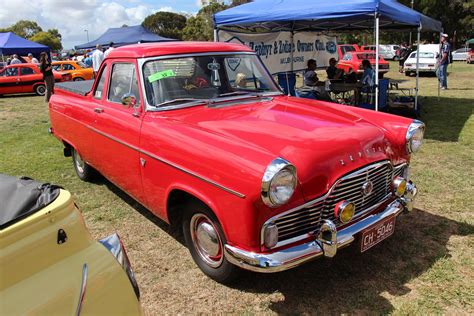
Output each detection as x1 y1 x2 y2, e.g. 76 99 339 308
86 124 246 199
75 263 88 316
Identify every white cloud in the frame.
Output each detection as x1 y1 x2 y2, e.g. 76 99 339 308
0 0 181 49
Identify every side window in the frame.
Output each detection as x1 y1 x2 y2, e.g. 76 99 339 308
64 64 75 71
107 63 141 104
52 64 61 71
94 65 108 100
20 67 35 75
6 68 18 76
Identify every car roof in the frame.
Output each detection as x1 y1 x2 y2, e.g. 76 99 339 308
106 41 254 59
4 63 38 68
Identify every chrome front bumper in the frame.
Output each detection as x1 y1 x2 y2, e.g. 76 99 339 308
224 183 416 273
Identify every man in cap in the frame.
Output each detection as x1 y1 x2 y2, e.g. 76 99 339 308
438 33 451 90
28 53 39 63
92 44 104 78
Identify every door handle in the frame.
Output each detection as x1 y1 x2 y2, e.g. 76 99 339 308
94 107 104 113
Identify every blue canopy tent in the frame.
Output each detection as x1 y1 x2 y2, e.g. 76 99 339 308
214 0 443 111
0 32 50 60
75 25 176 50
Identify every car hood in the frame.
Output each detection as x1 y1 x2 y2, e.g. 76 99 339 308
156 96 399 201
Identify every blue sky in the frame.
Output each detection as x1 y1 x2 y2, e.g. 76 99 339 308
0 0 210 49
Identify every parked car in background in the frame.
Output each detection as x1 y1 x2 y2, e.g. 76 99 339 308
49 42 421 283
452 47 471 61
361 45 398 60
52 61 94 81
337 51 390 77
0 63 72 96
0 174 142 315
337 44 360 59
403 51 438 76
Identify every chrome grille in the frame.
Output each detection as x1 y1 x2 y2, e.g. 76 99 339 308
273 199 324 243
269 161 407 246
321 162 392 224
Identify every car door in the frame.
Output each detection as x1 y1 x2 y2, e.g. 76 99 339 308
0 67 20 94
19 66 42 93
92 61 145 202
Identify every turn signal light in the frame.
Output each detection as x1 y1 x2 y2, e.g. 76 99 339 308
393 176 407 196
335 200 356 224
263 224 279 248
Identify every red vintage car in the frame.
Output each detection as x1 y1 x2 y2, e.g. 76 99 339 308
337 51 390 77
337 44 360 60
49 42 422 283
0 63 71 96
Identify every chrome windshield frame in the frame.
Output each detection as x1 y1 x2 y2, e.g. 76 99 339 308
137 51 283 112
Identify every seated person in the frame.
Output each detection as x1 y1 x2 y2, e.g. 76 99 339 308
303 59 324 87
326 58 343 80
235 73 247 88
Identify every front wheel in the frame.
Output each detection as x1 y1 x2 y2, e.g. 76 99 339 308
73 77 85 81
34 84 46 96
72 148 96 181
182 203 240 283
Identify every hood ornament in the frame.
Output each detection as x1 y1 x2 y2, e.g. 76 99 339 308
361 180 374 196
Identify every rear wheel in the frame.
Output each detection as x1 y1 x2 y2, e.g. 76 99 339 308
73 77 85 81
34 84 46 96
72 148 96 181
182 202 239 283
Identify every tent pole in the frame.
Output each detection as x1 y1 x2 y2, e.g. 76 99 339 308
415 26 421 111
288 29 294 96
1 54 4 63
214 27 219 42
438 30 442 101
375 14 379 111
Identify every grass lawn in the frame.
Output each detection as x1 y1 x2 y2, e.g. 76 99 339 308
0 61 473 314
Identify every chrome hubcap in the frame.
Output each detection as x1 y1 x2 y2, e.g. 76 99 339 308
190 214 223 268
73 150 85 174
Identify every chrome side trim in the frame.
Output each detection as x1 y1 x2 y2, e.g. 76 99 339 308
226 198 407 273
75 263 88 316
85 125 245 199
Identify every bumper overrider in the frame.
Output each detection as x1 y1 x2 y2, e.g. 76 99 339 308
224 181 417 273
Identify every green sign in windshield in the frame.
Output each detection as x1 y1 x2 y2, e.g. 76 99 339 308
148 69 175 83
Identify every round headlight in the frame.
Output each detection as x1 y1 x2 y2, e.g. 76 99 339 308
406 120 425 154
262 158 297 207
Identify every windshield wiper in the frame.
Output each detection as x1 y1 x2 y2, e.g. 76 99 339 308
155 98 209 107
217 91 251 97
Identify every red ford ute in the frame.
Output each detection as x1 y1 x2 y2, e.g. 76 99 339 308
337 51 390 77
0 63 71 96
48 42 422 283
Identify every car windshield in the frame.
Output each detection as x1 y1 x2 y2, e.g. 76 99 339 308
143 54 281 107
409 52 435 59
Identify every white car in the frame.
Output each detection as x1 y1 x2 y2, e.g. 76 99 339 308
362 45 398 60
452 48 471 61
404 51 438 76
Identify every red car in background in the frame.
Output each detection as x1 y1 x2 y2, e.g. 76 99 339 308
337 44 360 59
0 63 71 96
337 52 390 78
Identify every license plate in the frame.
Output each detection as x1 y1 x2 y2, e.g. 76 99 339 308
360 216 396 252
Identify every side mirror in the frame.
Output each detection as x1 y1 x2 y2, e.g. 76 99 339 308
121 93 137 107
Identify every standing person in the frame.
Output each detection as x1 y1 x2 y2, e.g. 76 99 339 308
28 53 39 63
92 44 104 78
39 52 55 102
10 54 22 64
438 33 451 90
398 43 407 73
104 42 115 58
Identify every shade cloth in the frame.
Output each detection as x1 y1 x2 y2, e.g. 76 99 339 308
0 32 50 56
75 25 176 50
214 0 442 32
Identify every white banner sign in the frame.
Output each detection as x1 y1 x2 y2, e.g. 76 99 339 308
218 30 337 74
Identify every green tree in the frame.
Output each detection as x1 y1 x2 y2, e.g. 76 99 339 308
182 1 228 41
8 20 43 38
47 28 62 41
142 12 187 40
29 31 62 50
